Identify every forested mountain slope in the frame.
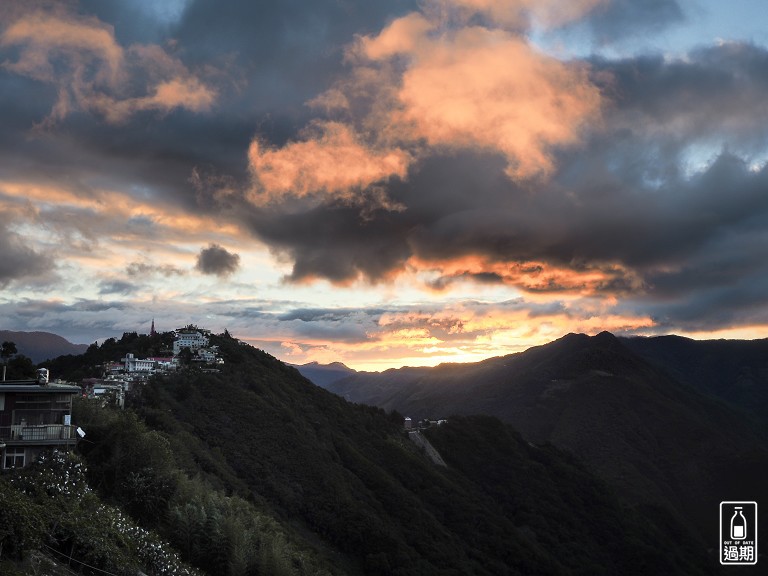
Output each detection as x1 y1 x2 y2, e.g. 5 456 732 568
128 333 713 575
320 332 768 551
621 334 768 427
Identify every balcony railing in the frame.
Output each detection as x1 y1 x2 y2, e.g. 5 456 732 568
0 425 76 442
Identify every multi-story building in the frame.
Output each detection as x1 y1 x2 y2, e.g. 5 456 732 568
0 371 80 469
121 353 156 373
173 331 209 355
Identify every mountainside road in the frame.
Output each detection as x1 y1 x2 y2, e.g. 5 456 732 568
409 430 447 467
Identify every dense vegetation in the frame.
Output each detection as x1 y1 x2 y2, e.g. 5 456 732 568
1 339 36 380
621 335 768 431
0 450 200 575
320 332 768 551
1 331 746 573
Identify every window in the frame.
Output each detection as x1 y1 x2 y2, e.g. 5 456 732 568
4 447 25 469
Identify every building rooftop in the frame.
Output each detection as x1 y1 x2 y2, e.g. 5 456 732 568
0 380 81 393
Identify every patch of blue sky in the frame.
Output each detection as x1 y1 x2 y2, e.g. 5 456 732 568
134 0 191 26
530 0 768 61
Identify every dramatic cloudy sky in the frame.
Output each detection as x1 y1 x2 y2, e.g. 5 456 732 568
2 0 768 369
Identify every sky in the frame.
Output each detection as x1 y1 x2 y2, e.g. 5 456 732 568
1 0 768 371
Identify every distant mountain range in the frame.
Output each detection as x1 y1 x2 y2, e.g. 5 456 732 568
298 332 768 549
291 360 356 388
298 333 768 427
0 330 89 363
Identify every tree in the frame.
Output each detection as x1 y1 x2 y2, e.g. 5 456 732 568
1 340 17 360
1 340 17 381
178 347 194 366
6 355 35 380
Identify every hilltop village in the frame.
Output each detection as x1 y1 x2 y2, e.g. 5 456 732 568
0 324 229 470
80 324 225 405
0 322 439 473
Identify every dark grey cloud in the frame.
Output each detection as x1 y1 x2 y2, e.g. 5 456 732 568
244 203 415 284
583 0 685 44
0 220 54 287
0 298 133 342
277 308 385 323
595 43 768 149
71 300 129 313
236 151 516 284
99 280 137 295
195 243 240 276
428 272 505 291
78 0 188 44
275 308 386 342
174 0 416 112
126 261 186 278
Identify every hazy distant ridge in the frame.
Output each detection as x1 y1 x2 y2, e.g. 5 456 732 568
0 330 89 363
294 360 357 388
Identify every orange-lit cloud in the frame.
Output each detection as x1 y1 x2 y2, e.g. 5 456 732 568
0 175 259 303
272 300 655 371
377 306 653 341
1 10 124 84
410 254 645 296
356 13 433 60
676 325 768 341
248 0 604 204
90 77 217 123
248 121 411 202
356 13 603 179
0 7 216 125
0 178 242 246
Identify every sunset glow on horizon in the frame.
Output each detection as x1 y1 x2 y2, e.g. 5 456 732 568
2 0 768 371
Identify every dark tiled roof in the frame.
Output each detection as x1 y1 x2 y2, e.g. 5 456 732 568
0 381 81 393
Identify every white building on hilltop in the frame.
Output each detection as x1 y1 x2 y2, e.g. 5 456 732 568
173 331 209 355
122 353 155 373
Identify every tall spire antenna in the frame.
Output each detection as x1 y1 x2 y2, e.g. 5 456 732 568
151 318 156 336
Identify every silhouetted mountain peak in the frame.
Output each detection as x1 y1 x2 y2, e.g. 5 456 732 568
523 331 645 382
294 360 357 387
298 360 352 370
594 330 619 342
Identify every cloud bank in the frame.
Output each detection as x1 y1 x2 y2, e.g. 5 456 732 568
2 0 768 368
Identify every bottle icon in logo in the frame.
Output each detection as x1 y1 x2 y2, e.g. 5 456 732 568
731 507 747 540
